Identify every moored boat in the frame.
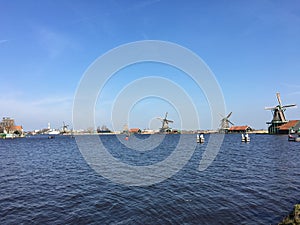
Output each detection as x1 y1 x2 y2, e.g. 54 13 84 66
48 130 60 135
288 134 300 142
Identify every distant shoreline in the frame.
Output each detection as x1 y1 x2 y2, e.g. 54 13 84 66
25 130 269 136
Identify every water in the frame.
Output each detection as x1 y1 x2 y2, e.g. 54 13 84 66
0 134 299 224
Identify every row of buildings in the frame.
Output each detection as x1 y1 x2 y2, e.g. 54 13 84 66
221 93 299 135
0 117 24 137
220 120 300 135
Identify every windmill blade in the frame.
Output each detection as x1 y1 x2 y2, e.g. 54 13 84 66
228 120 234 125
226 112 232 118
156 117 163 121
164 112 168 119
276 92 282 106
166 120 173 123
282 104 297 108
265 106 277 110
218 113 225 118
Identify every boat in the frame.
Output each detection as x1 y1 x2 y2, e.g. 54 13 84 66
4 134 15 139
288 134 300 142
48 130 60 135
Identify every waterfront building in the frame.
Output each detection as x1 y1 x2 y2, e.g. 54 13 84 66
228 125 252 133
0 117 24 136
276 120 300 134
129 128 141 134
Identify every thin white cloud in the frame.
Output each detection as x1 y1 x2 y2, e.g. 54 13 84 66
0 39 8 44
287 91 300 96
35 26 75 59
127 0 161 11
31 96 73 106
282 83 300 88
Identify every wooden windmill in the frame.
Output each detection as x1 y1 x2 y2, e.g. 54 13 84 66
61 121 69 133
265 92 296 134
157 112 173 133
219 112 234 133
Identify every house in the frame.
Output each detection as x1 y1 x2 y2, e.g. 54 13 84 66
277 120 300 134
228 125 252 133
0 117 15 133
0 117 24 136
129 128 141 134
12 125 24 135
97 125 111 133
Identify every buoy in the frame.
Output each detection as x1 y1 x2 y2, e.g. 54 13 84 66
242 133 250 142
197 134 204 143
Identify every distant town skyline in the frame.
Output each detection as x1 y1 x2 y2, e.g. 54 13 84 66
1 0 300 131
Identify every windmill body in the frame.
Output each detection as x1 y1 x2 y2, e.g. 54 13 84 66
265 93 296 134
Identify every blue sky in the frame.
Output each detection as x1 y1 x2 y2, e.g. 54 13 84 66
1 0 300 131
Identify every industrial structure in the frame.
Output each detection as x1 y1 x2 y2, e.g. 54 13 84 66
265 93 297 134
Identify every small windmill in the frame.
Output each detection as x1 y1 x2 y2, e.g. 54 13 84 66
265 92 296 134
219 112 234 133
62 122 69 133
157 112 173 133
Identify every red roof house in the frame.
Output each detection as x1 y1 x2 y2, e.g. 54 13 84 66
129 128 141 133
228 125 252 133
278 120 300 134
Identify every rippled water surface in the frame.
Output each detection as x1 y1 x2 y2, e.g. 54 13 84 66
0 134 299 224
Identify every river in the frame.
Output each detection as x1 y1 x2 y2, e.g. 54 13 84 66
0 134 299 224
